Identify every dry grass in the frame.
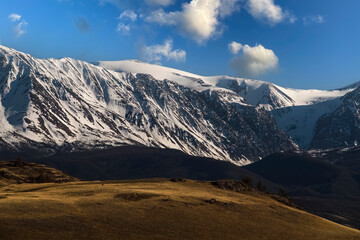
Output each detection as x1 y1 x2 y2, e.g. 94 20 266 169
0 161 77 185
0 179 359 240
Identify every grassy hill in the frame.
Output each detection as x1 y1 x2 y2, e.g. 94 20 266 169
0 160 77 186
0 179 359 240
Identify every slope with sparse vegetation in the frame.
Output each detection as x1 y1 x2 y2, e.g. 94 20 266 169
0 179 359 240
0 159 77 186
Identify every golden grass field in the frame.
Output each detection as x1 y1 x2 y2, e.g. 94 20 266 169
0 179 359 240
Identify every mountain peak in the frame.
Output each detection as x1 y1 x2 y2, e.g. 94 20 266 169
0 45 300 165
0 45 359 164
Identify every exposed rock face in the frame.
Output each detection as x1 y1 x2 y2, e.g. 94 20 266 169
95 59 360 150
5 44 360 162
311 86 360 149
0 45 297 165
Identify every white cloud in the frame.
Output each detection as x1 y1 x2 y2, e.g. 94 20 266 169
116 23 131 35
117 10 137 34
229 42 279 77
119 10 137 22
8 14 27 37
141 40 186 64
219 0 241 18
228 41 243 55
246 0 295 25
145 0 174 7
146 9 178 25
303 15 324 25
146 0 240 44
8 13 22 22
14 20 28 37
179 0 221 43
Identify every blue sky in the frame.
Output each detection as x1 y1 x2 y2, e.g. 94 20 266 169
1 0 359 90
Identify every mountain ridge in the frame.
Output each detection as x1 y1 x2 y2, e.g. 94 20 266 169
0 45 297 165
95 58 359 148
1 44 360 164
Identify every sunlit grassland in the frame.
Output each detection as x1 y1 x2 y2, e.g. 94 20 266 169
0 179 359 240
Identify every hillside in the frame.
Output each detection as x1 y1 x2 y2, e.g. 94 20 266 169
244 151 360 229
0 179 359 240
244 152 343 187
0 160 77 186
29 146 277 189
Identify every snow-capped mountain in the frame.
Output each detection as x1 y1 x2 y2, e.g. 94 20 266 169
0 45 359 165
0 45 299 165
95 60 356 148
310 86 360 149
95 60 352 110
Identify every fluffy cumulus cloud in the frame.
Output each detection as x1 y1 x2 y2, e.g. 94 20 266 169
303 15 324 25
119 10 137 22
146 0 240 44
8 13 27 37
246 0 295 25
228 41 243 55
229 42 279 77
141 40 186 64
102 0 296 43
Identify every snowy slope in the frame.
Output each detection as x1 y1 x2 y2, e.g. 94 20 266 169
0 45 299 165
95 60 356 147
272 99 342 147
310 86 360 149
95 60 353 109
0 45 358 163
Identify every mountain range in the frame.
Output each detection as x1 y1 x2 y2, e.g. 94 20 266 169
1 45 359 165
